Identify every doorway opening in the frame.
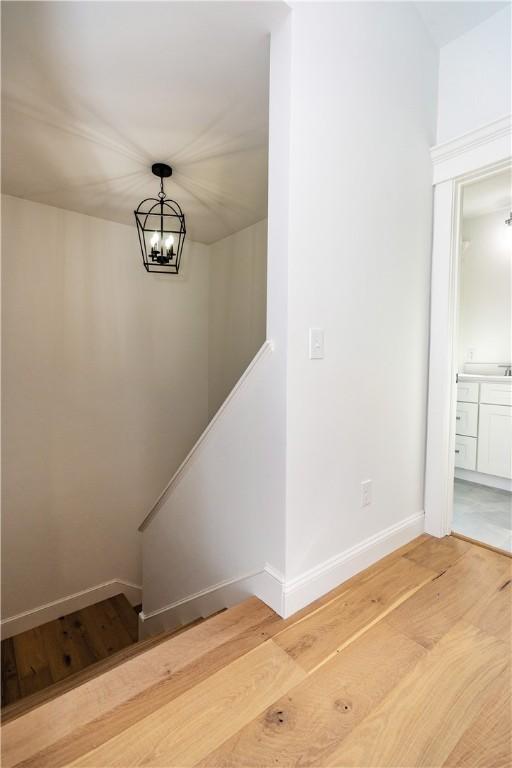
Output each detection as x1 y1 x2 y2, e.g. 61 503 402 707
452 168 512 554
425 120 512 546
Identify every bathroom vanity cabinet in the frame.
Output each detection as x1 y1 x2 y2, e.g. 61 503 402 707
455 377 512 484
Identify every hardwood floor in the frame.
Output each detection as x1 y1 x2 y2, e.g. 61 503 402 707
1 594 139 708
2 535 511 767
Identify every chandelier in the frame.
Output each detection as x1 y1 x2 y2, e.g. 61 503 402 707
134 163 186 274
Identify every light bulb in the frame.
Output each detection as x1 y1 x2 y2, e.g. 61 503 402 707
165 234 174 250
150 232 159 249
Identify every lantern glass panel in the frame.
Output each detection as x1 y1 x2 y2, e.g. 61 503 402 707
134 198 186 274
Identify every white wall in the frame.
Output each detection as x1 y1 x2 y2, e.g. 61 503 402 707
141 343 284 625
284 2 438 581
437 6 511 144
1 195 210 621
458 210 512 366
208 220 267 417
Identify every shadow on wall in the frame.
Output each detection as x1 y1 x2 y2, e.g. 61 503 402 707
208 219 268 418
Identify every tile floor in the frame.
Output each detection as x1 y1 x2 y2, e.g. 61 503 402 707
453 479 512 554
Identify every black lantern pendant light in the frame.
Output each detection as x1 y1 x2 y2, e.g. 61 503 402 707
134 163 186 274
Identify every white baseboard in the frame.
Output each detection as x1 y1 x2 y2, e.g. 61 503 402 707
251 564 285 617
138 565 285 639
140 512 425 635
1 579 142 639
455 468 512 492
282 511 425 618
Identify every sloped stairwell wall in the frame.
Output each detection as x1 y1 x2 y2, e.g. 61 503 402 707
140 341 286 635
140 220 282 634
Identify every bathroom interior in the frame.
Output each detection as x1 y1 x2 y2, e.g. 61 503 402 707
453 167 512 554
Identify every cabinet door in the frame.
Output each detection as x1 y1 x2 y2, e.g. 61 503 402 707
457 381 479 403
455 402 478 437
454 435 477 470
477 404 512 479
480 382 512 407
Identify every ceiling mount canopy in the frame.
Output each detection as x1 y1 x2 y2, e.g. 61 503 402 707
134 163 186 274
151 162 172 179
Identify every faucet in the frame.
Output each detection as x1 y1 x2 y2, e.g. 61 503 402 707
498 365 512 376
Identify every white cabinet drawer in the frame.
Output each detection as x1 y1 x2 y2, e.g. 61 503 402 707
480 382 512 407
477 403 512 479
457 381 479 403
455 435 477 470
456 402 478 437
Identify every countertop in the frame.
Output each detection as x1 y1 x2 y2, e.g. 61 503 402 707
458 374 512 384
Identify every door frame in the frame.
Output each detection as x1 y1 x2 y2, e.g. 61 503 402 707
424 115 512 538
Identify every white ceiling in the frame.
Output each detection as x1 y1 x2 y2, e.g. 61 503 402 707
2 2 508 242
463 169 512 219
1 1 286 244
415 1 508 47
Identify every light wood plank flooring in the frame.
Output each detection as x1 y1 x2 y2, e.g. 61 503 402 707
2 535 510 767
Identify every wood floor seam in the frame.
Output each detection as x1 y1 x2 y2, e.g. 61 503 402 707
303 573 437 676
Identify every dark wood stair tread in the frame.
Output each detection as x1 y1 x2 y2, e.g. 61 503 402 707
1 605 221 723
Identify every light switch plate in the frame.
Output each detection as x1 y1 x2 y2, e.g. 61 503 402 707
361 479 372 507
309 328 324 359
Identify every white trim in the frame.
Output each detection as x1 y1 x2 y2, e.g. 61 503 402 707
138 512 425 635
455 469 512 493
0 579 142 639
138 564 284 638
425 114 512 539
140 568 263 621
282 512 425 618
431 115 511 184
424 178 460 537
253 564 285 617
139 340 274 532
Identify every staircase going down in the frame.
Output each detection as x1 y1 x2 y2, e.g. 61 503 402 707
1 593 210 724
